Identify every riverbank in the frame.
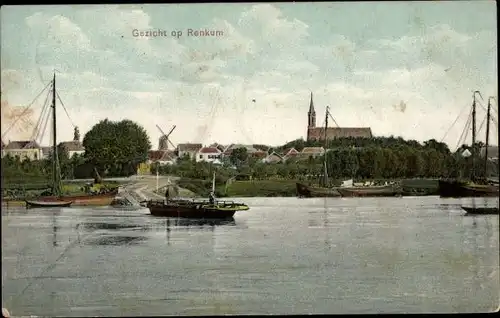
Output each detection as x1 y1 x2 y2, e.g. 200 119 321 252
1 180 127 206
175 178 440 197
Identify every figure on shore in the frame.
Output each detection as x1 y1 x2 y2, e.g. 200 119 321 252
209 191 215 204
165 187 170 203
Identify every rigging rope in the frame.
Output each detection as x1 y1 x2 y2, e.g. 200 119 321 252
476 113 488 140
328 111 340 128
38 103 52 146
56 92 76 128
440 101 472 143
455 111 472 152
30 88 51 141
1 81 52 139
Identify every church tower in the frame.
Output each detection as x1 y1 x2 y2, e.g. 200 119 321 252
307 92 316 128
306 92 316 141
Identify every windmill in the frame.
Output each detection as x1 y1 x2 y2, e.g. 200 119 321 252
156 124 176 150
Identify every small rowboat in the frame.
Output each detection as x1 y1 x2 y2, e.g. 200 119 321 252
25 200 74 209
461 206 499 215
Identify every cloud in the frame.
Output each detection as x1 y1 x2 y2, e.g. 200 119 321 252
26 13 92 51
1 5 497 148
238 4 309 46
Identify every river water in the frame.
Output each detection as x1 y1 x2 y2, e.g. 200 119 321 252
2 196 499 315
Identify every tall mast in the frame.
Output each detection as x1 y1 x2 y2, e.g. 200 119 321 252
484 97 492 178
323 106 329 187
51 73 60 196
471 91 480 180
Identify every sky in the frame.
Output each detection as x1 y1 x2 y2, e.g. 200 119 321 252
1 2 498 149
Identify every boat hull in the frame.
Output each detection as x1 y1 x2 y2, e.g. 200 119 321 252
25 200 73 209
336 186 402 197
296 183 341 198
23 188 119 206
439 180 499 198
147 200 249 219
461 206 499 215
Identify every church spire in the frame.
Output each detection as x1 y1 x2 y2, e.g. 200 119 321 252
307 92 316 128
308 91 315 114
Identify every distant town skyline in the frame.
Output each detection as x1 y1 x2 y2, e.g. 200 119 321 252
1 2 498 149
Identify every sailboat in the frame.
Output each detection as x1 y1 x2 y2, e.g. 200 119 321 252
145 172 250 218
296 106 341 198
296 107 401 198
24 73 119 207
439 92 499 198
25 74 73 209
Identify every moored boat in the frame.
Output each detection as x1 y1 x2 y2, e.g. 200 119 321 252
146 199 249 219
147 172 250 219
25 200 73 209
35 188 119 206
461 206 499 215
13 73 120 207
336 185 402 197
296 182 341 198
438 94 499 198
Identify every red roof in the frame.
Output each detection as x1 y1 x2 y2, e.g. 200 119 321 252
282 147 299 156
252 151 267 158
199 147 220 154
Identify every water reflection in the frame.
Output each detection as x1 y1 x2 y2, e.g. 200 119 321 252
166 217 236 227
80 222 149 232
52 211 60 247
84 235 147 246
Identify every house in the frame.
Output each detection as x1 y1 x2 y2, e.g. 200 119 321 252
59 127 85 158
262 152 283 163
147 150 177 165
196 147 222 164
300 147 325 158
209 142 226 152
305 92 373 141
223 144 258 156
2 140 43 161
177 143 203 159
41 147 52 159
281 147 300 161
251 150 267 159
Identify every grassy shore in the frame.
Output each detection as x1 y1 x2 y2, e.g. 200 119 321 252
177 177 440 197
177 178 298 197
2 180 124 201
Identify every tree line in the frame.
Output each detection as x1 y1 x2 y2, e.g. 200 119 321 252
2 118 496 188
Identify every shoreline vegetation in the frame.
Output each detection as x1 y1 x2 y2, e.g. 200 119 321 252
2 118 496 201
173 178 440 198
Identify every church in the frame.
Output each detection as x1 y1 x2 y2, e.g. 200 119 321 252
306 92 373 141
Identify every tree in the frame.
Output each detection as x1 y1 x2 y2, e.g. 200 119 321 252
230 147 248 166
82 119 151 177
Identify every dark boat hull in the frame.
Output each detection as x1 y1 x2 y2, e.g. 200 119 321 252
461 206 499 215
147 200 249 219
25 200 73 209
439 180 499 198
296 183 341 198
336 186 402 197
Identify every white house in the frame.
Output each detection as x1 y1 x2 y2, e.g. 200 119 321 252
177 143 203 159
2 140 43 161
196 147 222 164
59 127 85 158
